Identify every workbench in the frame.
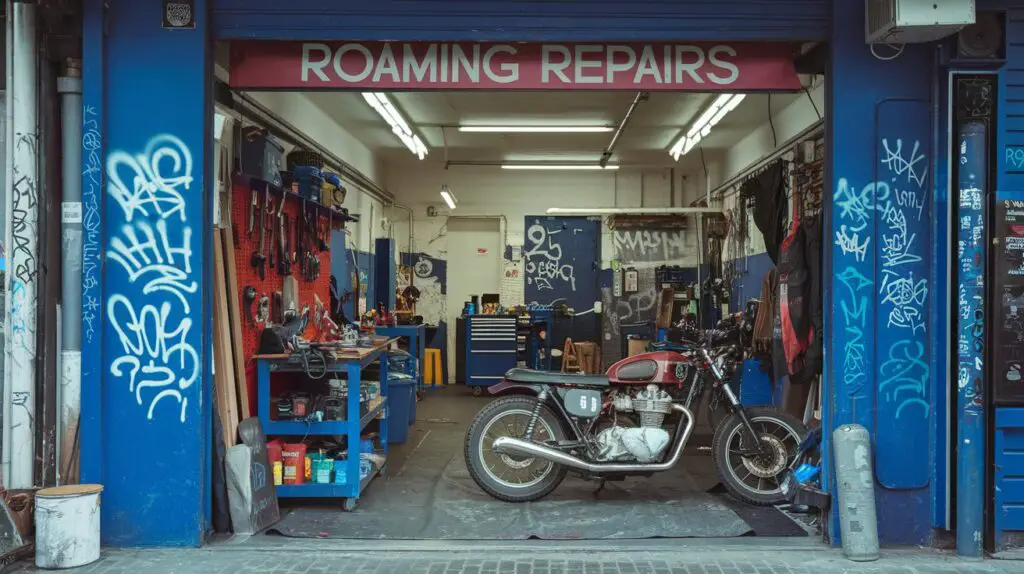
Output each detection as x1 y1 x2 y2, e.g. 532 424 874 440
375 324 427 389
254 337 395 510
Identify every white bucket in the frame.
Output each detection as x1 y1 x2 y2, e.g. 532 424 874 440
34 484 103 569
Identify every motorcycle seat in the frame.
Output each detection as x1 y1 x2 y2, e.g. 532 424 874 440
504 368 609 387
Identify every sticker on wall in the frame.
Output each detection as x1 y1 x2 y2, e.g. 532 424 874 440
477 248 489 256
163 0 196 29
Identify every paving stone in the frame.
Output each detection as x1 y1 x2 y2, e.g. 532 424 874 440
7 546 1024 574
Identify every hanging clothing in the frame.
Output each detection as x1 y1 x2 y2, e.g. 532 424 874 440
742 160 787 265
777 213 823 383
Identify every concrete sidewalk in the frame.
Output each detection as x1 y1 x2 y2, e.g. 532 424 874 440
9 539 1024 573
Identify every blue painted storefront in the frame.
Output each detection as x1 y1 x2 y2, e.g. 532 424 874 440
81 0 1024 551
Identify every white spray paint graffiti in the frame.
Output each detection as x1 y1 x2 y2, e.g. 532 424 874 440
524 223 576 291
105 134 198 422
612 229 686 263
878 139 929 336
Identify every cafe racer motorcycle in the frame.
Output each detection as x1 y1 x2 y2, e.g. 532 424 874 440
464 301 807 506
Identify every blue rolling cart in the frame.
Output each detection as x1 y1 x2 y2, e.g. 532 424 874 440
375 324 426 389
255 337 394 511
464 314 518 396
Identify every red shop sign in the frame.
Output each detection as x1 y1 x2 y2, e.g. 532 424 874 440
229 41 801 91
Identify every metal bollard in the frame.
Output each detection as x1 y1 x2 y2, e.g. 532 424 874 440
833 424 880 561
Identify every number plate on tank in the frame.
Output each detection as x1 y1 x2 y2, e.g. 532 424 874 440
564 389 603 418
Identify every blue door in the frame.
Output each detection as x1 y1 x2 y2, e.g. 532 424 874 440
524 216 601 361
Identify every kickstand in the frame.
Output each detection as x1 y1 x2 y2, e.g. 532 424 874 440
593 479 606 496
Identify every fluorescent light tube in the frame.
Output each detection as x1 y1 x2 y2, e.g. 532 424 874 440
501 164 619 171
459 126 614 133
440 185 457 210
669 93 746 160
362 92 428 160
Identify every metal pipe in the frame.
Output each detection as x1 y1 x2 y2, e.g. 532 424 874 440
492 404 695 473
693 120 825 206
6 0 39 489
233 91 395 205
669 168 676 207
600 91 648 168
546 207 723 215
1 0 14 489
57 61 83 485
392 202 415 258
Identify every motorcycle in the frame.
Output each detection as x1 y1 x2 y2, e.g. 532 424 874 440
464 300 807 506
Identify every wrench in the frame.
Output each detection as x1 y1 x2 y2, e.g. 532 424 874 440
242 286 257 327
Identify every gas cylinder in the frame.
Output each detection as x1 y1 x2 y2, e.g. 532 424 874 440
832 424 879 561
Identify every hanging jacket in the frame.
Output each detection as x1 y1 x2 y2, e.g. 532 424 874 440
778 218 815 379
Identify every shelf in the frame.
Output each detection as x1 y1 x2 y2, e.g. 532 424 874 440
262 397 386 436
275 456 387 499
234 173 359 223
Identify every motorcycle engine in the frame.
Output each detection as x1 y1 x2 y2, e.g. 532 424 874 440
596 385 673 463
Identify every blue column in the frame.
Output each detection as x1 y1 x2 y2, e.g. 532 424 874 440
79 0 105 488
97 0 212 546
955 122 986 557
826 0 937 546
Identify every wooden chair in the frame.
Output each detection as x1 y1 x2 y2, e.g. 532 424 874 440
561 338 582 373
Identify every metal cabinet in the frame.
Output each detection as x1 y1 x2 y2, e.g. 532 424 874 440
465 315 518 395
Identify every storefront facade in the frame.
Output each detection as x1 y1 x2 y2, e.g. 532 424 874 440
79 0 1015 554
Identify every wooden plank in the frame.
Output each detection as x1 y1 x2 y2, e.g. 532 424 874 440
220 227 251 419
213 231 240 446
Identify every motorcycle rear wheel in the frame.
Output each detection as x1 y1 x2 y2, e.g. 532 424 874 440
464 395 568 502
711 406 806 506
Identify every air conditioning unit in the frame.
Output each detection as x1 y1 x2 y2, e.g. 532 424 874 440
866 0 975 44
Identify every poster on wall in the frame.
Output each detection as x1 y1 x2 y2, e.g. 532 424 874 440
994 197 1024 404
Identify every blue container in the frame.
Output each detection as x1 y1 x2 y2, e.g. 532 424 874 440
388 380 415 444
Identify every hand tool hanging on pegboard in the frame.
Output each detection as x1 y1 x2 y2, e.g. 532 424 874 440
266 194 276 271
251 186 269 279
277 197 290 276
248 188 258 239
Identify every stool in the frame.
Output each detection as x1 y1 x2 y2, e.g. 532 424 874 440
425 348 443 386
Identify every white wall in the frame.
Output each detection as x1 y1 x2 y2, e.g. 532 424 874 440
707 81 824 193
216 64 388 253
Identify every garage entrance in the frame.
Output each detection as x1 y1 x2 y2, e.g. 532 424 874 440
215 38 826 541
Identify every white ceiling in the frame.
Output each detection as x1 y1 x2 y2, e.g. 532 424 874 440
300 90 804 171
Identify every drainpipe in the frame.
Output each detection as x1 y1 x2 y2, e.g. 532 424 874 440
5 0 39 489
57 60 83 484
392 202 415 280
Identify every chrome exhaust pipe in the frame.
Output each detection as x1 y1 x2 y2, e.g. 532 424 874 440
491 404 696 474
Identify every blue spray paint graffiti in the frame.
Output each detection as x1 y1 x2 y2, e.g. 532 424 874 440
833 129 932 490
955 120 986 556
876 138 930 419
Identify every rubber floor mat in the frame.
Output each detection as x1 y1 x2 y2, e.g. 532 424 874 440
267 455 753 539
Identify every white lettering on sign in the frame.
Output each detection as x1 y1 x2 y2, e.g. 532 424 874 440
297 42 745 88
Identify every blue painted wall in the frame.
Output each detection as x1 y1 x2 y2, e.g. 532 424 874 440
827 0 935 545
79 0 105 489
96 0 211 546
211 0 829 41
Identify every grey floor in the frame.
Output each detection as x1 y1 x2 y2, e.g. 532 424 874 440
265 386 811 540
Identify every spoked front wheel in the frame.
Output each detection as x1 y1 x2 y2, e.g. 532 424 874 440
464 395 567 502
711 406 806 506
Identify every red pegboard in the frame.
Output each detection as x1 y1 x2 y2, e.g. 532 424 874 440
230 179 333 416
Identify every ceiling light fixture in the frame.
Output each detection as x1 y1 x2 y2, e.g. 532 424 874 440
362 92 428 160
440 185 457 210
459 126 614 133
668 93 746 160
501 164 619 171
546 207 724 215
